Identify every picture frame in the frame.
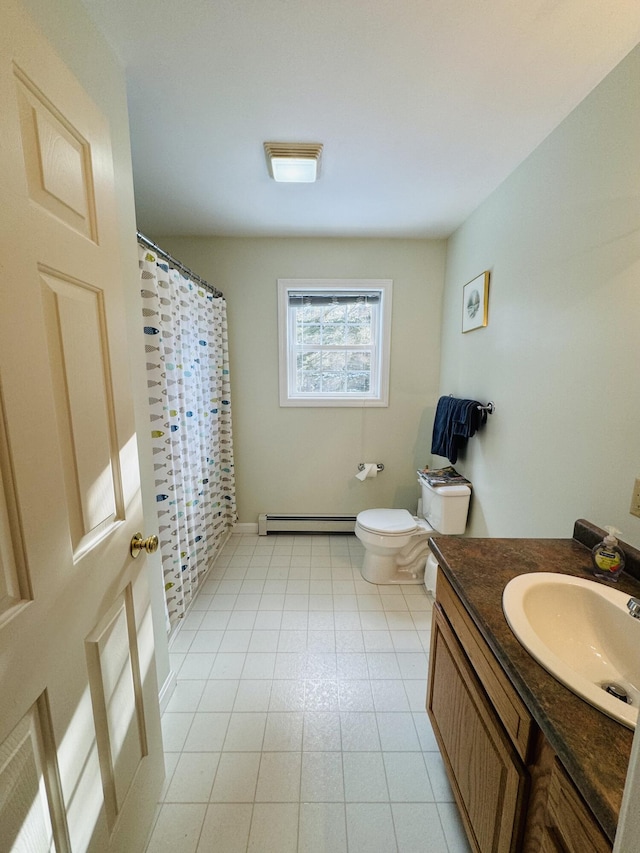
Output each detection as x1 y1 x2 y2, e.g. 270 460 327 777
462 271 490 333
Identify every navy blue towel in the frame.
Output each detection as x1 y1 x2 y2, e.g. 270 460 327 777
431 396 487 464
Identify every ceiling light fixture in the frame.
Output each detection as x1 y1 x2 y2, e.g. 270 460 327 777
264 142 323 183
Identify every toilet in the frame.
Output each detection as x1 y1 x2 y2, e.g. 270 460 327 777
354 478 471 584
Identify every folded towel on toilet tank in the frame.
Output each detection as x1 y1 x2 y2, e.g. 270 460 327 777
431 396 487 464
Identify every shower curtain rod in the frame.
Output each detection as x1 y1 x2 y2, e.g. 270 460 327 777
136 230 223 298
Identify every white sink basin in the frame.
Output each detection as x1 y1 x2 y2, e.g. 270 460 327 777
502 572 640 729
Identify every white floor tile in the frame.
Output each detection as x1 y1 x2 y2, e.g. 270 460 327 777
242 652 277 679
424 750 455 801
336 653 368 679
413 711 438 751
177 653 216 680
404 680 429 712
371 680 411 712
274 652 307 679
227 610 257 629
392 803 449 853
254 611 283 630
219 629 252 653
189 631 224 653
209 653 246 679
345 803 397 853
437 802 473 852
308 612 335 630
233 679 273 711
376 713 421 751
367 652 402 679
248 630 279 652
303 711 341 751
269 679 306 711
145 803 206 853
300 752 345 802
161 712 194 752
304 679 339 711
223 712 267 751
281 611 309 630
247 803 299 853
183 713 230 752
340 713 381 752
363 630 395 652
383 752 434 802
305 654 337 679
166 680 206 712
209 752 261 802
198 680 239 712
298 802 347 853
200 610 231 630
262 712 304 751
335 631 365 653
165 752 220 803
255 752 302 802
196 803 252 853
338 680 374 712
343 752 389 802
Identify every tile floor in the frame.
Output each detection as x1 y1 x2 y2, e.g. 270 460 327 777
145 533 472 853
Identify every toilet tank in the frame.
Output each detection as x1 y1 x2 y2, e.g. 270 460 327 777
420 479 471 534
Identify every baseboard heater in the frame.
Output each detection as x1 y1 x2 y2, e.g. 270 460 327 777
258 513 357 535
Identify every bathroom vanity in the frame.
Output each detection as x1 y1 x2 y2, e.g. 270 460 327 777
427 523 640 853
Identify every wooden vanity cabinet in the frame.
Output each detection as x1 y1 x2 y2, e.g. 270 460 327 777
427 569 613 853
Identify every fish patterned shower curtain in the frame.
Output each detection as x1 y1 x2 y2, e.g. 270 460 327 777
139 245 237 631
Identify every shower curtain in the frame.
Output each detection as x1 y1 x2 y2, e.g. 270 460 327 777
138 245 237 631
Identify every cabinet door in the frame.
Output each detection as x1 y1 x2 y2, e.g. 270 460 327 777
544 758 611 853
428 603 528 853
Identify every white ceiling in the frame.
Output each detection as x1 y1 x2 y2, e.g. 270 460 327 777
81 0 640 239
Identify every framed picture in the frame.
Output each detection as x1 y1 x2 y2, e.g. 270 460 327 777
462 271 490 333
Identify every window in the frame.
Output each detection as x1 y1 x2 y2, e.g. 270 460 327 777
277 279 392 407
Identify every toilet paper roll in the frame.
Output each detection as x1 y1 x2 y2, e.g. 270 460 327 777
355 463 377 481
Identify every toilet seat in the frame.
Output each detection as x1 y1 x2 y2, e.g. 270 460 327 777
356 508 418 536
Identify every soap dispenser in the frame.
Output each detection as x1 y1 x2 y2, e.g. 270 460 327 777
591 526 625 581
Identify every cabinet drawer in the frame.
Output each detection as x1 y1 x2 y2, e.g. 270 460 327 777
436 569 533 761
428 604 528 853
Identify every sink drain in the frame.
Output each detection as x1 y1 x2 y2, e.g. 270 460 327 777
603 683 630 704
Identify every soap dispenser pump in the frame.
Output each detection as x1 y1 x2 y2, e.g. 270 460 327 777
591 526 625 581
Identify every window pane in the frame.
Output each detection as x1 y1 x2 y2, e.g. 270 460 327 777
321 372 346 392
346 324 371 345
323 304 347 323
346 351 370 371
322 351 346 371
347 302 372 322
297 372 321 392
300 304 322 322
297 323 321 344
347 372 370 392
298 351 322 371
322 324 346 345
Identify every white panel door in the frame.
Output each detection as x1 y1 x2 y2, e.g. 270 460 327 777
0 2 164 851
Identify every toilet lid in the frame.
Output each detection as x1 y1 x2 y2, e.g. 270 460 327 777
357 508 418 534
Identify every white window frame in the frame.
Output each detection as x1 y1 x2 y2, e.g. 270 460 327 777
277 278 393 407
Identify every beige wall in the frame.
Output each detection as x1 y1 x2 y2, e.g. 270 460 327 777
158 237 446 523
439 44 640 548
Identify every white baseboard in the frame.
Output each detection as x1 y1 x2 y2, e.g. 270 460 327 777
234 522 259 534
159 669 177 713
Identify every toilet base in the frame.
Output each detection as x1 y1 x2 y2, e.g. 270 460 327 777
360 549 426 585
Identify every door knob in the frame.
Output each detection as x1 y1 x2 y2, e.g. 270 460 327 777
130 532 159 558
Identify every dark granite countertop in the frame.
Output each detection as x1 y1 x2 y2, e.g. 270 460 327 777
428 520 640 844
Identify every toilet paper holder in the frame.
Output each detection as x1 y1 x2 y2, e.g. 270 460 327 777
358 463 384 472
